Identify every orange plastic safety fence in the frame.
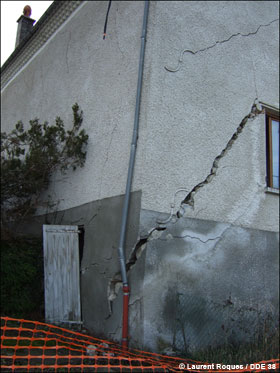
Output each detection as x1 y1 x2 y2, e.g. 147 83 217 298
1 317 279 373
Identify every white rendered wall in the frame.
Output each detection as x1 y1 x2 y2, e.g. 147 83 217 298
1 1 144 212
1 1 279 232
134 1 279 232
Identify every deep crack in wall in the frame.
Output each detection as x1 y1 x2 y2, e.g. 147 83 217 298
106 99 264 312
106 227 166 317
181 100 263 210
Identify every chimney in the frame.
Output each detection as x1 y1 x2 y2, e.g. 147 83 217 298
15 5 36 47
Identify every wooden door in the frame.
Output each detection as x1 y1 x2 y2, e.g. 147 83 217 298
43 225 81 326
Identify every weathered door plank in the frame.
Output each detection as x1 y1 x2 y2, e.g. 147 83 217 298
43 225 81 325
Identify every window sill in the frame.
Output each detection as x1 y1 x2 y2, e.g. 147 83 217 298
265 187 279 195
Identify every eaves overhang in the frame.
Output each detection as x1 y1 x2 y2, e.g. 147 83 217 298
1 0 83 89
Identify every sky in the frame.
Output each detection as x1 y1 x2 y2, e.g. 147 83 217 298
1 1 53 66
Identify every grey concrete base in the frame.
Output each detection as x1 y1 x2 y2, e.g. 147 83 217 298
129 210 279 353
16 192 141 343
14 202 279 354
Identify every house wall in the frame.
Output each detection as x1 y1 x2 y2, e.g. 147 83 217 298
130 0 279 353
1 0 279 354
135 0 279 233
15 191 142 343
1 0 145 346
1 0 144 212
2 1 279 232
129 211 279 352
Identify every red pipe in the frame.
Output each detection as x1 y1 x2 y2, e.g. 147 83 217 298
118 0 149 350
122 284 130 349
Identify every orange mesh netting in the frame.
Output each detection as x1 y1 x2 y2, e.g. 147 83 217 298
1 317 279 372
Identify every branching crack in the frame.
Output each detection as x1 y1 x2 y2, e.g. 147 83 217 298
181 100 263 209
105 99 263 320
165 19 279 72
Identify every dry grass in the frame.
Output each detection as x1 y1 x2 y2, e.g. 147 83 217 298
188 325 279 365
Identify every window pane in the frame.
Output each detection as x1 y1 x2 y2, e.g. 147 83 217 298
271 120 279 188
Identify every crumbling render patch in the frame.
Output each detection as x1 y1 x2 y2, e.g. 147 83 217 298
106 99 263 315
106 227 166 318
165 19 279 72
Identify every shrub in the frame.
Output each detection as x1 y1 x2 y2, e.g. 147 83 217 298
1 103 88 233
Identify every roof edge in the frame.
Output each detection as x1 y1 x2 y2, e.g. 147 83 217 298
1 1 62 72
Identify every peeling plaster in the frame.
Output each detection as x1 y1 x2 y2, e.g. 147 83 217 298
106 227 166 315
165 19 279 72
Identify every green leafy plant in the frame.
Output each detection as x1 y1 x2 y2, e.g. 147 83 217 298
1 103 88 232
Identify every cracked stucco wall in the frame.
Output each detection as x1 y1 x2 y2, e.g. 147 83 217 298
133 1 279 232
1 1 278 231
1 0 144 214
1 0 279 353
127 1 279 352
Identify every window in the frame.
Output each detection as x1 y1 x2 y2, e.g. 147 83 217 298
266 112 279 189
